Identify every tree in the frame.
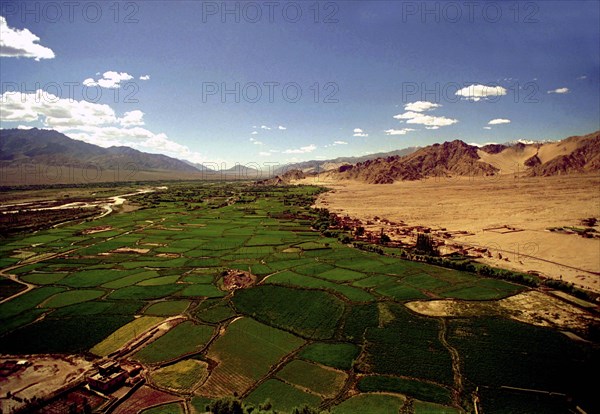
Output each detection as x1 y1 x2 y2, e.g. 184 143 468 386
415 233 438 256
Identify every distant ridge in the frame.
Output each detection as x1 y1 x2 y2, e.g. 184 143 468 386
273 147 420 176
0 128 199 172
332 131 600 183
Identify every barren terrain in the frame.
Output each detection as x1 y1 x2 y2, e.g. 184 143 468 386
299 174 600 292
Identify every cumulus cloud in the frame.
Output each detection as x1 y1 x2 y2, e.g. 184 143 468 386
488 118 511 125
547 87 569 94
283 144 317 154
384 128 415 136
251 131 258 135
249 137 263 145
260 125 271 130
119 110 145 127
278 125 287 130
404 101 440 112
139 75 150 80
0 16 55 60
353 128 368 137
83 71 134 88
393 111 457 128
455 84 507 101
259 151 271 156
483 126 492 130
0 89 205 163
333 140 347 145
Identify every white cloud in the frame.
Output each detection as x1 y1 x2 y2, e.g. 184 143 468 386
353 128 368 137
483 126 492 130
278 125 287 130
488 118 511 125
404 101 440 112
577 75 587 80
251 131 258 135
259 151 271 156
249 137 263 145
283 144 317 154
469 141 497 146
393 111 457 128
17 125 33 130
260 125 271 130
0 16 55 60
547 87 569 94
384 128 415 135
83 71 134 89
119 110 145 127
0 89 206 163
333 140 348 145
455 84 507 101
139 75 150 80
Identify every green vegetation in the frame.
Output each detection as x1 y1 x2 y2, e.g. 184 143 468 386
358 375 453 405
0 315 133 353
91 316 164 356
43 289 105 308
299 342 360 370
232 285 345 339
449 317 599 412
245 379 322 412
145 300 190 316
365 304 454 385
277 359 346 397
0 286 65 319
199 318 304 396
134 321 214 364
332 394 405 414
151 359 208 392
0 182 596 413
140 402 185 414
20 272 67 285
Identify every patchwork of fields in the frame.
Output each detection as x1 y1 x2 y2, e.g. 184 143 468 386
0 183 597 414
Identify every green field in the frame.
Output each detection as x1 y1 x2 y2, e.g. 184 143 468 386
91 316 165 356
151 359 208 392
358 375 453 406
276 359 346 398
134 321 214 364
232 285 345 339
43 289 105 308
0 182 595 414
145 300 191 316
245 379 322 412
199 318 304 397
299 342 360 370
332 394 405 414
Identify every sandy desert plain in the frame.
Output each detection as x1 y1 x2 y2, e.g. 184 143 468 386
300 173 600 293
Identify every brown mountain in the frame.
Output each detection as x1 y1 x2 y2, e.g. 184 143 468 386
0 128 199 172
334 131 600 184
527 131 600 176
337 140 498 183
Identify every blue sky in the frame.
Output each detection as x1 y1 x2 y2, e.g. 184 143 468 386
1 0 598 168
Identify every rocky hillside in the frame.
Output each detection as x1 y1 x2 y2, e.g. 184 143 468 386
337 140 498 183
334 131 600 184
0 128 199 172
527 131 600 176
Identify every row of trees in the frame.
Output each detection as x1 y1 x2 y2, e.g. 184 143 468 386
205 398 322 414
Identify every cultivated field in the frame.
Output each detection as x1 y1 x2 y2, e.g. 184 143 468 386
0 182 598 413
304 174 600 292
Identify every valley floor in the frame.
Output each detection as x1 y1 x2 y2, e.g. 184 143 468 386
301 174 600 293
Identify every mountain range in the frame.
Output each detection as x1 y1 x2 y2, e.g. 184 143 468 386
333 131 600 183
1 128 598 185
